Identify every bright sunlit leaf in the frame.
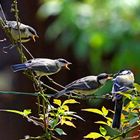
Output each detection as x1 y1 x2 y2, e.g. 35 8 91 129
53 99 61 106
82 108 103 116
102 106 108 116
63 121 76 128
84 132 102 139
95 121 108 125
61 105 69 111
23 109 31 116
63 99 79 105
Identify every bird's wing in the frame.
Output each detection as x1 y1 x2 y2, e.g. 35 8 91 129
66 76 100 90
26 59 58 73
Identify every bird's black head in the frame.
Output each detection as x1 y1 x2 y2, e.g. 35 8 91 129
57 58 72 70
97 73 113 84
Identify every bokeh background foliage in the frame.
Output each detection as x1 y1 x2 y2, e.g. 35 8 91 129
38 0 140 75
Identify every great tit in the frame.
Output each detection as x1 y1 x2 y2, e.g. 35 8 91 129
112 69 135 129
5 20 38 43
11 58 71 78
55 73 112 98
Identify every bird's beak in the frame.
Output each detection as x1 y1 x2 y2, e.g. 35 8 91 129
32 35 39 42
107 74 113 80
65 62 72 70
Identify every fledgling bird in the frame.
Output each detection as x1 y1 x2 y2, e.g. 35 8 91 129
11 58 71 78
55 73 113 98
5 20 38 43
112 69 135 129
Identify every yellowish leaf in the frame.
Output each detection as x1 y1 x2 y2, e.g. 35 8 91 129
84 132 102 139
107 120 111 126
105 136 111 140
63 99 79 105
53 99 61 106
82 108 103 116
61 105 69 111
95 121 108 125
64 121 76 128
102 106 108 116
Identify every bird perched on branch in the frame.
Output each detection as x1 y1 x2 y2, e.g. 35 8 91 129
11 58 71 78
55 73 113 98
5 20 39 43
112 69 135 129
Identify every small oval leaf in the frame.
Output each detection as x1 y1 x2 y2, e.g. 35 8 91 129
84 132 102 139
102 106 108 116
99 126 107 136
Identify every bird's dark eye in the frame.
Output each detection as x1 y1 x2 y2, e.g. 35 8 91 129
97 73 108 80
27 60 32 63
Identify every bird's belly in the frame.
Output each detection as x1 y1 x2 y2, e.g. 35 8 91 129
73 89 97 95
35 70 58 77
11 29 30 42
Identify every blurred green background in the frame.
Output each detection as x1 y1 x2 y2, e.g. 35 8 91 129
0 0 140 139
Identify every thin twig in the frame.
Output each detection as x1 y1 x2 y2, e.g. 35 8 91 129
111 124 140 140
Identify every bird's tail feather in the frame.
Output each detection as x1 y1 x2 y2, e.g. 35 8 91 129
11 64 27 72
112 98 123 129
54 89 67 98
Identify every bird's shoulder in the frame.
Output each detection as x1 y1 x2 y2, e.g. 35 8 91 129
27 58 56 66
66 76 98 88
6 21 26 29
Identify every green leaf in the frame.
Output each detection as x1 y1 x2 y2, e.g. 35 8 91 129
129 117 139 126
99 126 107 136
63 99 79 105
49 119 59 128
95 121 108 125
53 99 61 106
82 108 103 116
55 128 67 136
84 132 102 139
134 83 140 92
102 106 108 116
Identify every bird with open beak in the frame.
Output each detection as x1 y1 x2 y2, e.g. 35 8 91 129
11 58 71 79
